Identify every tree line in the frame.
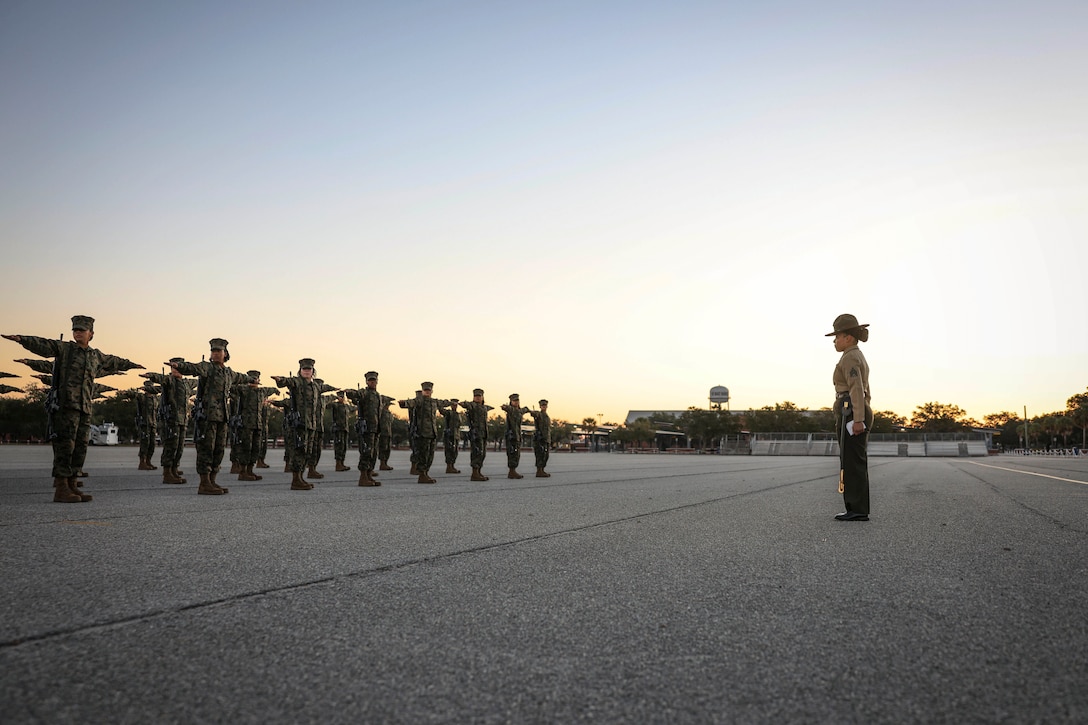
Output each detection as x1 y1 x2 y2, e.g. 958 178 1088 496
2 384 1085 451
601 388 1088 451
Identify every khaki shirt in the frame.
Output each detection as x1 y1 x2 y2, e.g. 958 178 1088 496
833 345 871 421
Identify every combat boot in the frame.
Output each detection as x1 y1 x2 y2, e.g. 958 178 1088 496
255 459 269 468
291 471 312 490
417 470 436 484
470 467 489 481
508 468 523 479
230 462 242 474
209 471 229 494
53 476 81 503
306 466 324 480
239 465 261 481
409 463 419 475
68 476 92 501
358 470 378 487
379 460 393 471
335 459 350 472
198 473 224 495
138 457 151 470
173 467 187 484
445 463 460 474
163 467 184 484
284 461 291 472
536 468 551 478
146 459 158 470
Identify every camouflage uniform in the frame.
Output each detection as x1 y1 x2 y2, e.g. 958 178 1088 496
378 395 395 470
231 371 274 480
501 394 530 478
256 397 271 467
4 315 143 502
135 382 159 468
527 400 551 476
171 339 251 494
460 389 493 480
439 399 462 473
274 358 321 488
399 382 450 483
329 392 351 470
142 363 196 483
307 379 338 476
346 371 382 484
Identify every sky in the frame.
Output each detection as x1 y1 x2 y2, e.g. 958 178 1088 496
1 0 1086 426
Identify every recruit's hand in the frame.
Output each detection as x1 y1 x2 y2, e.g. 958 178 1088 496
133 364 146 369
2 334 20 343
851 421 865 435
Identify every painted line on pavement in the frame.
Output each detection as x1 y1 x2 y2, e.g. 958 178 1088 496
964 460 1088 485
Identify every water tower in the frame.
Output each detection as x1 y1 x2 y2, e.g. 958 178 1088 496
709 385 729 411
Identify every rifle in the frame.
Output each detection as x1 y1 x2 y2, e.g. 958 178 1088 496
43 333 62 441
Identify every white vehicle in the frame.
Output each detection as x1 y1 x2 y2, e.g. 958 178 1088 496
89 422 119 446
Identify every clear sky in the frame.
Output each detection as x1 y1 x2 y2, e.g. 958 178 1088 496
2 1 1085 425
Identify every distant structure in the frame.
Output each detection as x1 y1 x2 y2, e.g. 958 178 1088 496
709 385 730 411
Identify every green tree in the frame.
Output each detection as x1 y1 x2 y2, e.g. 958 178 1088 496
983 411 1021 450
870 410 905 434
910 402 969 432
1067 389 1088 448
550 419 575 449
745 401 807 432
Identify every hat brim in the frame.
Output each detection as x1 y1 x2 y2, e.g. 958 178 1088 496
825 323 869 337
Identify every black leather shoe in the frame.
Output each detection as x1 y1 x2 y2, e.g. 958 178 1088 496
835 511 869 521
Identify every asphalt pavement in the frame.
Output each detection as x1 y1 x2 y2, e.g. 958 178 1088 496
1 445 1086 724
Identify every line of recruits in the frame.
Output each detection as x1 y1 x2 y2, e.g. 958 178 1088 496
2 318 552 503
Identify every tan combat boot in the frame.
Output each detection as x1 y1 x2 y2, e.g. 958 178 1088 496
146 459 157 470
163 467 183 484
137 457 150 471
209 471 229 494
536 468 551 478
197 473 224 495
230 462 242 474
335 459 349 472
508 468 523 479
417 470 436 484
358 470 378 487
306 466 324 480
445 463 460 474
69 472 93 500
409 463 419 475
470 467 489 481
255 459 269 468
379 460 393 471
284 461 291 472
291 471 312 490
53 476 82 503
